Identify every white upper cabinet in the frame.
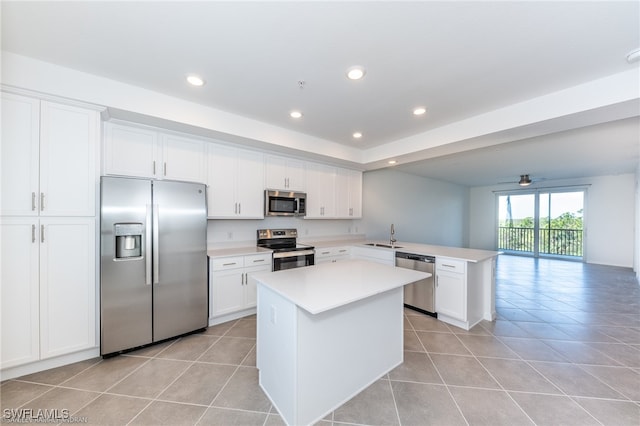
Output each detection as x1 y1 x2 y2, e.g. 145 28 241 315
104 122 206 183
104 123 159 178
305 162 336 218
160 134 206 183
207 144 264 219
335 168 362 218
265 154 305 191
1 93 98 217
0 93 40 217
40 102 98 216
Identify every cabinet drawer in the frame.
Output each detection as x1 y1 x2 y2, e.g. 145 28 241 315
436 258 465 274
245 254 272 268
211 256 245 271
315 246 349 258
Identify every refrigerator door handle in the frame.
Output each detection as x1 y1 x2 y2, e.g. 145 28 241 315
153 203 160 284
145 204 153 285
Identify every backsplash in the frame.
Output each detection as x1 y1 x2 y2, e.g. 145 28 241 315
207 218 363 249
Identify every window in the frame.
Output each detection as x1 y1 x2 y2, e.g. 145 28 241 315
497 190 584 259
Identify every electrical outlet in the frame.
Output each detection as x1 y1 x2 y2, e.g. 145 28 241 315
227 231 233 240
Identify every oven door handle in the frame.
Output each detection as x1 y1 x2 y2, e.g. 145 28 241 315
273 249 315 259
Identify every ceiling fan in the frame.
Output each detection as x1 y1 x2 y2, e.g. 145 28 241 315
497 174 545 186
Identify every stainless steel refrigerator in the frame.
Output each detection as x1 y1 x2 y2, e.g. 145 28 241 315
100 176 208 356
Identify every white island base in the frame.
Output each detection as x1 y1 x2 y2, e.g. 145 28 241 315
255 260 428 426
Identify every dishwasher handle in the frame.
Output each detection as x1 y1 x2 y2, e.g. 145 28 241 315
395 252 435 263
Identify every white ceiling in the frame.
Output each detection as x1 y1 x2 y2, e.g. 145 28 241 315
1 1 639 186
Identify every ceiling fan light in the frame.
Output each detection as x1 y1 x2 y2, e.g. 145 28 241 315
518 174 532 186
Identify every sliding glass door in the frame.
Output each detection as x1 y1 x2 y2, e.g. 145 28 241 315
497 190 584 259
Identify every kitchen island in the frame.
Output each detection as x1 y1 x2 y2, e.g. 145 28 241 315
253 260 428 426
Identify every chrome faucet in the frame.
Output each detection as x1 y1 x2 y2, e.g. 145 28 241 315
390 223 397 246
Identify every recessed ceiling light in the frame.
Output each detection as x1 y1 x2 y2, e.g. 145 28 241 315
346 66 366 80
352 132 363 139
186 74 205 87
388 160 397 165
413 107 427 116
290 110 303 119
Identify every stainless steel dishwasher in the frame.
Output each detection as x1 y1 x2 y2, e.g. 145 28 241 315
395 252 436 316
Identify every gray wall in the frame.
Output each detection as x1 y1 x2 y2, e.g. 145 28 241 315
357 169 469 246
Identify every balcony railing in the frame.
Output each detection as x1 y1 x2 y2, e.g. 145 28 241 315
498 227 583 257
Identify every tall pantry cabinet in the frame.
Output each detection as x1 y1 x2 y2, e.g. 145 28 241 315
0 92 100 372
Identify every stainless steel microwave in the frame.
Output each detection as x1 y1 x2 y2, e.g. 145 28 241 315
265 190 306 217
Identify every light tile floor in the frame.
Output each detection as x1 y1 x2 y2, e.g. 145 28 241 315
2 255 639 425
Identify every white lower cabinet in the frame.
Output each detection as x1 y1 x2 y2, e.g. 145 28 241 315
0 217 96 370
210 253 271 318
435 257 487 330
435 258 466 322
314 246 350 264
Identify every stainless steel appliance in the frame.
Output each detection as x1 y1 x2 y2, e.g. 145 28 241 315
264 190 306 217
100 176 208 356
395 252 436 316
257 228 314 271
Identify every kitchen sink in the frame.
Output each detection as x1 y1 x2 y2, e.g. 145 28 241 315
364 243 402 249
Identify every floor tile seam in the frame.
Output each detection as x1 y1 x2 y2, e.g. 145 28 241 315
387 377 447 387
203 341 259 421
206 403 272 415
489 334 572 396
7 382 59 411
55 357 109 388
452 330 559 425
188 334 223 364
144 357 199 411
100 355 155 396
537 339 627 366
188 359 249 368
383 371 402 426
415 333 468 426
524 359 632 402
568 394 640 405
124 397 155 426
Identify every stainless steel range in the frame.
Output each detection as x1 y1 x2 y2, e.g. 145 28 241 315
257 228 314 271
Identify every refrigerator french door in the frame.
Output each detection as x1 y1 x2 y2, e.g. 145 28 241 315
100 176 208 356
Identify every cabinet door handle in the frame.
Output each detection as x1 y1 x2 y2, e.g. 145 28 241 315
41 224 45 243
252 259 264 263
40 193 45 211
32 224 36 243
32 192 36 211
223 262 237 266
442 264 456 268
238 203 241 215
163 162 167 176
153 160 156 175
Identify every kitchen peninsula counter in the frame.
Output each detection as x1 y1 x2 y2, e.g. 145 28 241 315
254 260 428 426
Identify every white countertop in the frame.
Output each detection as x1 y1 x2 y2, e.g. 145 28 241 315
357 241 501 263
206 239 499 263
207 246 272 258
253 259 429 315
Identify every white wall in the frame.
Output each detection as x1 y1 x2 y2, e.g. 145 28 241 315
469 174 636 268
357 169 469 246
635 163 640 277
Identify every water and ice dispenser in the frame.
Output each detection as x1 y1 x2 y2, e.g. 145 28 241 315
114 223 143 259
